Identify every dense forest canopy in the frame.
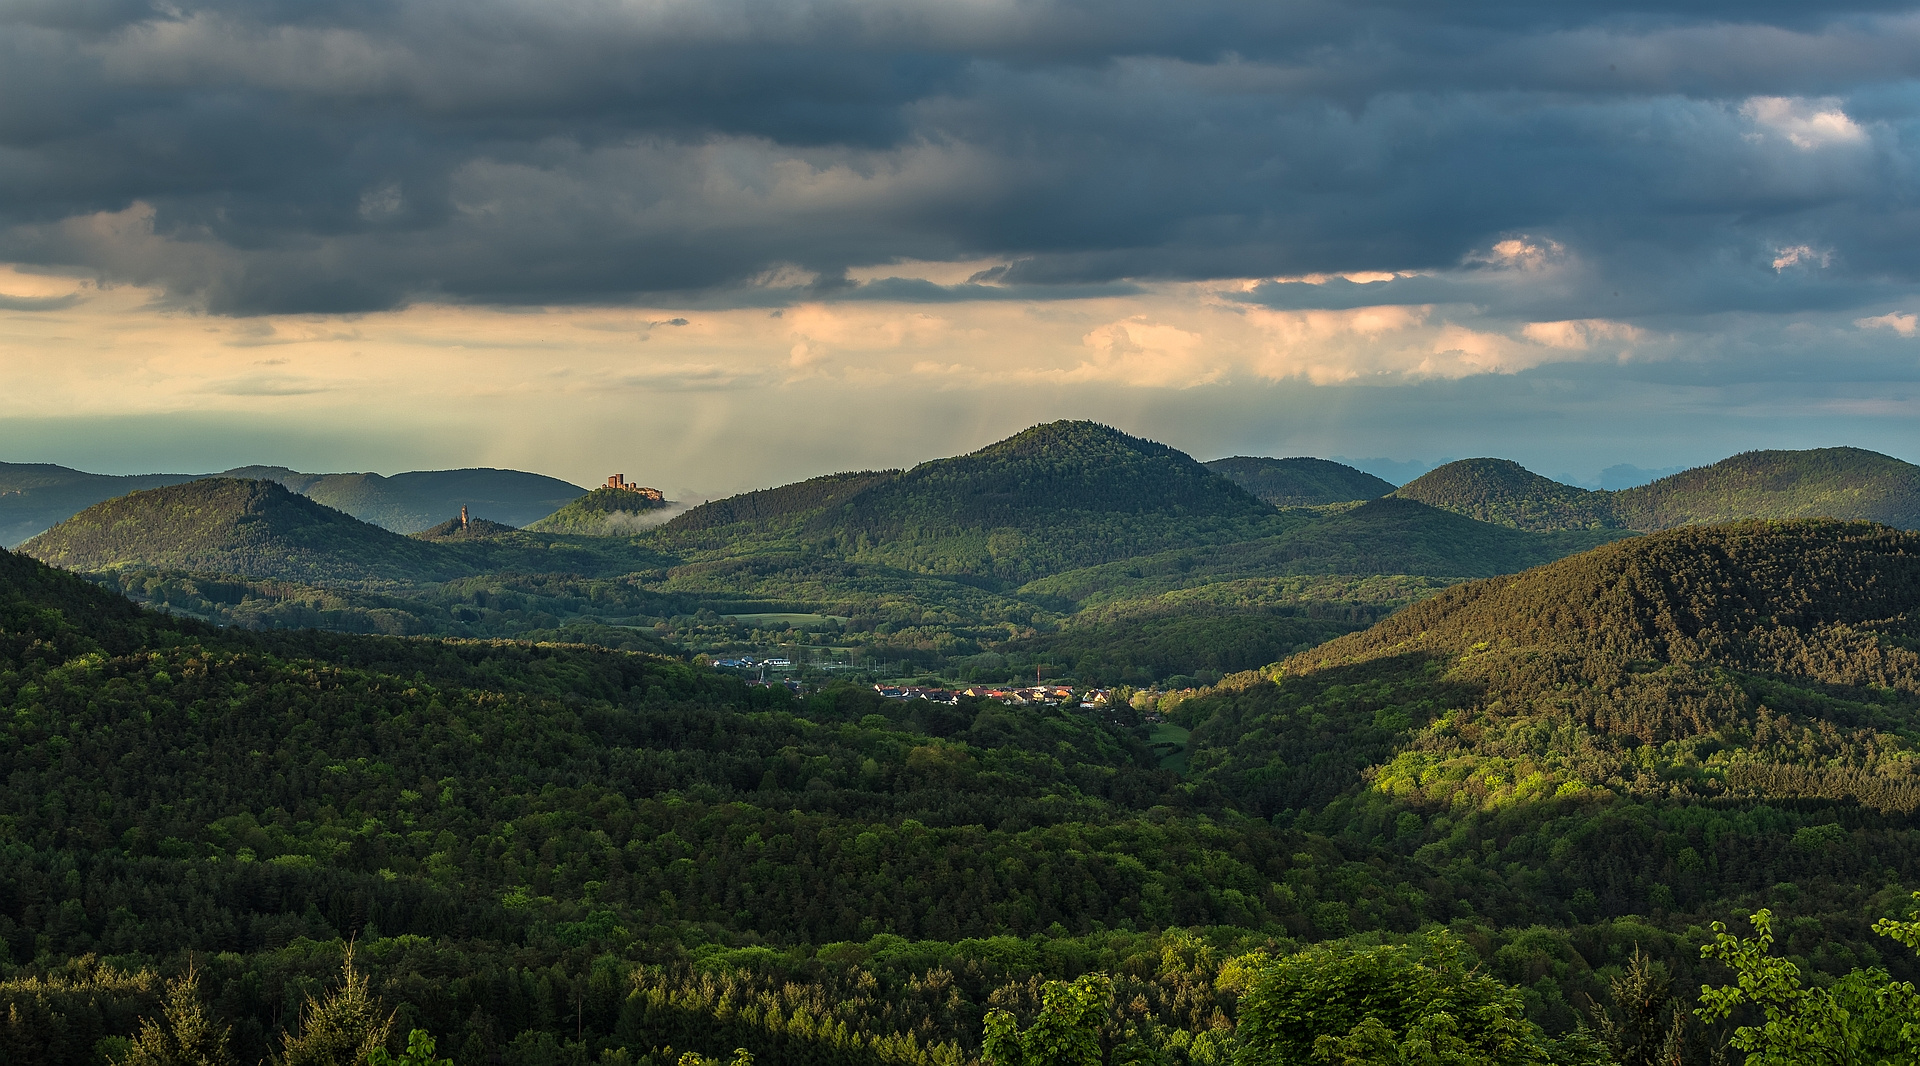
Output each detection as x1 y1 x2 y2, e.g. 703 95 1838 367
7 508 1920 1063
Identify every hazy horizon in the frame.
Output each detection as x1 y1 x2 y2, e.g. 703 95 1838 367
3 1 1917 490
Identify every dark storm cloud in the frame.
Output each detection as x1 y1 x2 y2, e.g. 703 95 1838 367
1 0 1917 315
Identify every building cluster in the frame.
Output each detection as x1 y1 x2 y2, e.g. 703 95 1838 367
878 683 1113 708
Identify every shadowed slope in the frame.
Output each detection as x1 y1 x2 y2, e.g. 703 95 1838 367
21 479 472 584
1204 456 1395 508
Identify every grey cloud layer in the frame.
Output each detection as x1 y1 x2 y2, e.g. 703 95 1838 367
1 0 1918 315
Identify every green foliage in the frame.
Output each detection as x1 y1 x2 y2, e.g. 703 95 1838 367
1202 458 1394 510
1232 932 1607 1066
983 973 1113 1066
117 965 237 1066
366 1029 453 1066
1696 901 1920 1066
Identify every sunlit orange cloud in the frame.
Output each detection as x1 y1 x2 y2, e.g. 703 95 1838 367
0 263 1659 486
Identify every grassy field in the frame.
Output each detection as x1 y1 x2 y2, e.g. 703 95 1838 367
1148 721 1190 772
722 612 850 625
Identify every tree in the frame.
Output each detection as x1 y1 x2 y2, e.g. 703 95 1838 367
1231 932 1609 1066
117 964 237 1066
1591 948 1701 1066
275 946 396 1066
1696 898 1920 1066
983 973 1113 1066
367 1030 454 1066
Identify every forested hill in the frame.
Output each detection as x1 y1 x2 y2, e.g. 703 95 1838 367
525 486 677 535
1612 447 1920 530
1396 447 1920 532
807 421 1273 579
1393 458 1616 530
0 462 201 548
1183 519 1920 861
20 478 472 585
653 422 1278 583
1202 456 1395 508
228 465 587 532
660 470 901 536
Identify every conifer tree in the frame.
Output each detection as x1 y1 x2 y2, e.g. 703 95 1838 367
117 963 237 1066
276 945 396 1066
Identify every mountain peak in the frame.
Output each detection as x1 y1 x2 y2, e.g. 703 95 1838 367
1394 458 1615 531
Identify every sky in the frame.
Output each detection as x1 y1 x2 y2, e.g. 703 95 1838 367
2 0 1919 495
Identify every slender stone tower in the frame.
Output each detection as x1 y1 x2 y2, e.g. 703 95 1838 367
460 505 469 531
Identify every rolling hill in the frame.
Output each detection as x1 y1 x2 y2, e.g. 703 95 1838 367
231 465 587 531
1203 456 1395 508
0 462 202 548
658 421 1277 584
1177 519 1920 919
524 485 678 535
1397 447 1920 532
20 478 472 584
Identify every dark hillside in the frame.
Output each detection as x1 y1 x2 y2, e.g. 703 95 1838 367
1204 456 1394 508
1394 458 1616 531
1614 447 1920 530
661 470 899 535
236 466 588 532
20 479 470 584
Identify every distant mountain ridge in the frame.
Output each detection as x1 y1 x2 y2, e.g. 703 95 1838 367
230 465 586 531
0 463 203 548
1203 456 1395 508
1396 447 1920 531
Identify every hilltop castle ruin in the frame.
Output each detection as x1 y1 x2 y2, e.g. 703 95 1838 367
605 474 666 502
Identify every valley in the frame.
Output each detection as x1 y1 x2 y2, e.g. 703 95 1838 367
5 423 1920 1065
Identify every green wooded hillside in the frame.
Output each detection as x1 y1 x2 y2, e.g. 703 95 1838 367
20 479 472 585
0 462 202 549
1397 448 1920 532
1202 456 1394 508
525 488 677 535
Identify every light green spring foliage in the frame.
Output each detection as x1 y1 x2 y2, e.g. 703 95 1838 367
365 1030 453 1066
982 973 1114 1066
116 964 237 1066
1229 932 1609 1066
676 1049 755 1066
275 946 395 1066
1697 896 1920 1066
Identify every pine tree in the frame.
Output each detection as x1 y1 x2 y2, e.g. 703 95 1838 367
118 964 237 1066
276 945 396 1066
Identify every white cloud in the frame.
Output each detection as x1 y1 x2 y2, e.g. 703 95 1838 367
1521 319 1644 350
1741 97 1868 150
1772 245 1832 272
1856 312 1919 337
